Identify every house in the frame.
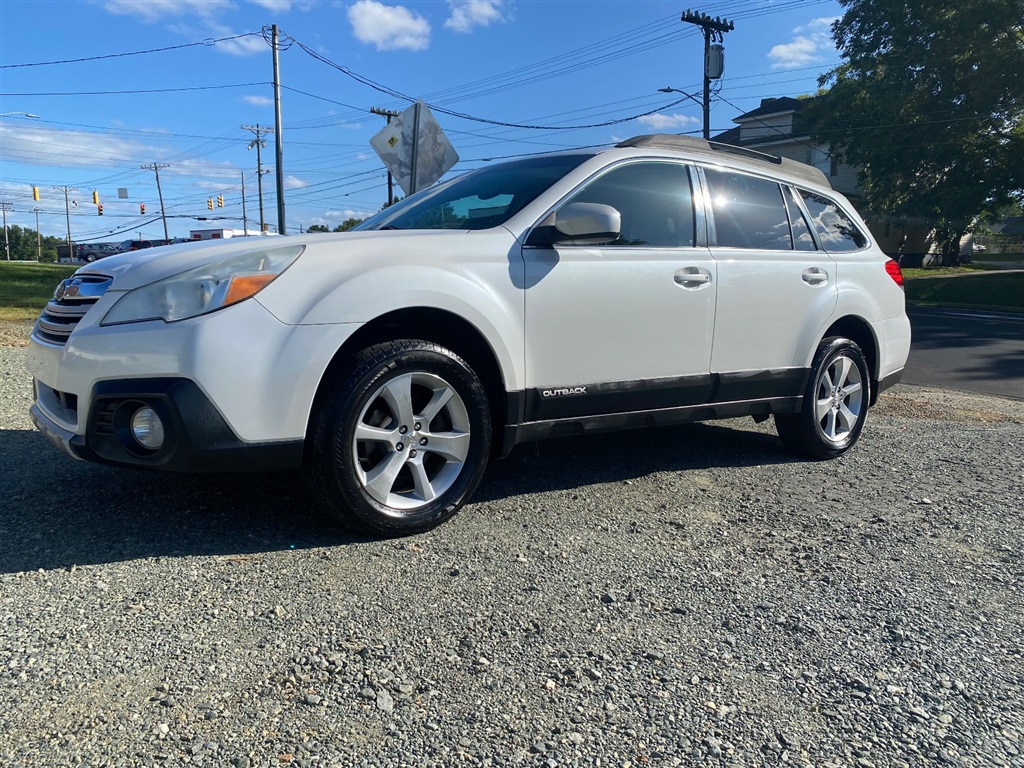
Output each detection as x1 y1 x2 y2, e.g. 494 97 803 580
715 97 935 260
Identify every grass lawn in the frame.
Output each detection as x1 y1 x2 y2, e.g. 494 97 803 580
904 271 1024 313
0 261 77 321
901 265 994 279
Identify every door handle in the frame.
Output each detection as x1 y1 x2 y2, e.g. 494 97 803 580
802 268 828 285
674 268 711 287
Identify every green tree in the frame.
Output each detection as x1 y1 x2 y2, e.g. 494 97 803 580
3 225 61 261
306 224 330 232
333 218 364 232
804 0 1024 265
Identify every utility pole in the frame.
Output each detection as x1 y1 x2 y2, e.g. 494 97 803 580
0 201 11 261
141 163 171 242
240 170 249 236
54 186 77 261
370 106 400 206
33 207 41 261
679 9 734 140
242 124 274 232
271 24 287 235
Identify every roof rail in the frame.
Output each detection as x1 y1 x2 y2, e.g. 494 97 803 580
615 134 830 188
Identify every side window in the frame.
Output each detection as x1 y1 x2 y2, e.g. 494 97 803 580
565 162 695 247
784 187 817 251
798 190 869 252
704 168 792 250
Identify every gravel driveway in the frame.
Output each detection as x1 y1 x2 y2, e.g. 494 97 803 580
1 341 1022 768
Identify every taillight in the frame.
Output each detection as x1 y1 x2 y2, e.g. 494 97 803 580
885 258 904 288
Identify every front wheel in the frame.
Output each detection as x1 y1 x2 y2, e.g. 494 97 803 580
307 340 491 536
775 336 870 459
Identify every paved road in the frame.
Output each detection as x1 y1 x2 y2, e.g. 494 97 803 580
904 306 1024 399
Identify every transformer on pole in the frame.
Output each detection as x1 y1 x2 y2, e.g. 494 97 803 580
679 9 734 139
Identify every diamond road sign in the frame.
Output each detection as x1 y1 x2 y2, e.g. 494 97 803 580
369 101 459 196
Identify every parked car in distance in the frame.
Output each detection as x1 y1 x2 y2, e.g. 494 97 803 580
116 239 154 252
76 243 121 262
28 134 910 537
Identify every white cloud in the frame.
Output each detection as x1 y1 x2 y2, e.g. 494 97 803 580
445 0 506 33
172 159 241 180
104 2 266 56
636 113 700 130
284 175 307 189
250 0 294 10
103 0 231 22
348 0 430 51
767 17 838 69
325 209 373 220
216 35 267 56
241 95 274 107
200 22 269 56
0 124 166 169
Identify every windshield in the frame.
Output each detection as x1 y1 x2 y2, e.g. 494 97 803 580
355 153 594 232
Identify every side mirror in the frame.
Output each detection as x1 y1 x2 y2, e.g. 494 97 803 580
527 202 621 246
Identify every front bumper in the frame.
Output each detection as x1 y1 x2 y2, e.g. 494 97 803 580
28 294 360 473
31 377 304 472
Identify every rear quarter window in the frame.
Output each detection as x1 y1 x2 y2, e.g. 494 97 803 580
799 190 869 252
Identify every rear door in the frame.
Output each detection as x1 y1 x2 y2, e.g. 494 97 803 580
522 160 718 420
700 166 837 399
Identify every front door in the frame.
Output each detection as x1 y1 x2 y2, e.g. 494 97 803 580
522 160 717 421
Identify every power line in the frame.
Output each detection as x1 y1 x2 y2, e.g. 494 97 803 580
1 82 270 97
0 33 263 69
278 43 702 131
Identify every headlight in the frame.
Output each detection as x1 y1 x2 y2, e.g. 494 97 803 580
102 245 304 325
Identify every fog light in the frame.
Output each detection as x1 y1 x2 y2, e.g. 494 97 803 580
130 407 165 450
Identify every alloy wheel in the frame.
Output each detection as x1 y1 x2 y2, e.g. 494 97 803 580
352 371 471 511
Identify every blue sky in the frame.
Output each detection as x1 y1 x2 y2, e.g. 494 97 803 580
0 0 842 242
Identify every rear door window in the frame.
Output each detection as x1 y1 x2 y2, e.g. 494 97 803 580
798 190 869 252
704 168 792 250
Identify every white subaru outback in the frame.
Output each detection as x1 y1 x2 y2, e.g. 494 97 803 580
28 135 910 535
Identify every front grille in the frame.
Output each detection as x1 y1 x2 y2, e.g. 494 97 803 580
34 274 113 346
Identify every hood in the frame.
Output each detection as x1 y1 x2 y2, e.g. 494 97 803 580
73 230 473 292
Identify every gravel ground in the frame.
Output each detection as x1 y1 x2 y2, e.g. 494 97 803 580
1 340 1022 768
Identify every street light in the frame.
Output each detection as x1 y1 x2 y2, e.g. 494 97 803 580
657 87 704 110
0 112 40 119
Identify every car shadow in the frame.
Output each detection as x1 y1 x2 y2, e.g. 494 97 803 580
0 420 794 573
478 420 792 501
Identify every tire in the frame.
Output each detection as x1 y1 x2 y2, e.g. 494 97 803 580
775 336 871 460
307 340 491 536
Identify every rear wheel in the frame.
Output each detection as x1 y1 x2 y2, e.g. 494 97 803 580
307 340 491 535
775 336 870 459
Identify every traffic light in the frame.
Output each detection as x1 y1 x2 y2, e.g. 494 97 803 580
92 190 99 205
140 203 146 214
32 186 39 201
98 204 104 216
217 195 224 208
207 198 214 210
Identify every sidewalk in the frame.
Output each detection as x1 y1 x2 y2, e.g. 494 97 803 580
973 258 1024 269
